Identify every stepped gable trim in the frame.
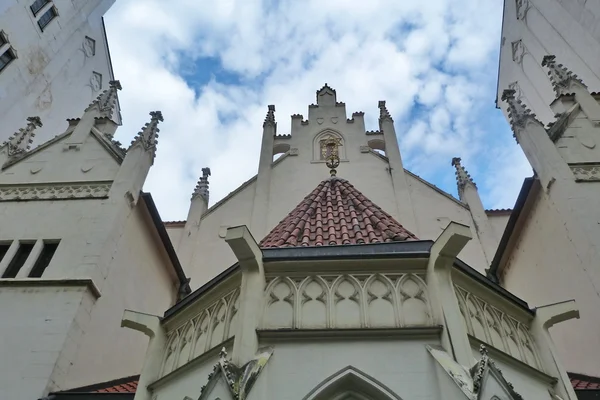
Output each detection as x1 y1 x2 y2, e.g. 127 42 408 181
59 375 139 393
140 193 190 296
164 220 186 227
260 177 418 248
487 177 536 283
2 127 124 171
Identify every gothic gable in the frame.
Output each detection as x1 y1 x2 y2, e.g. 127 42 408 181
0 129 122 187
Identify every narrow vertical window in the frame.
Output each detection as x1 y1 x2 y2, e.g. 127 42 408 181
0 242 12 263
1 243 34 278
29 241 59 278
0 31 16 73
37 6 57 31
30 0 50 16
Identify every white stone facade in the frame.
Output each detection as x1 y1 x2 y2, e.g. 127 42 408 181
497 0 600 124
0 0 119 144
174 87 508 290
123 224 578 400
0 86 185 399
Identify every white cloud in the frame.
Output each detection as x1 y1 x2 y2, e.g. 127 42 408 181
103 0 532 220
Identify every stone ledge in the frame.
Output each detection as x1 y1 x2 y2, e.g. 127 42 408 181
256 326 443 341
0 278 101 299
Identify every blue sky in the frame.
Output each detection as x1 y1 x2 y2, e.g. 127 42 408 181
104 0 532 221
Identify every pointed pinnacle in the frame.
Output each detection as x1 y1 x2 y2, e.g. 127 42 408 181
129 111 163 155
378 100 393 122
85 79 122 120
541 55 586 96
451 157 476 194
192 167 211 201
263 104 276 128
3 116 43 156
501 89 541 139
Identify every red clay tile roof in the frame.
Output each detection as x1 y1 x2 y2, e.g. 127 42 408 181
571 373 600 390
260 177 417 248
58 375 139 394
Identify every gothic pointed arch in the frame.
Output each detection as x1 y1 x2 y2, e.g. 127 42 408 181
313 129 346 161
302 366 404 400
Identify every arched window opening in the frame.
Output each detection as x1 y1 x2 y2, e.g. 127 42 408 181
367 139 386 157
303 366 403 400
273 143 291 162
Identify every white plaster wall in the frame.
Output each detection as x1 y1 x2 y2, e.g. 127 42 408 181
487 213 510 242
0 0 118 144
502 190 600 376
0 284 96 400
189 180 256 289
0 131 121 184
166 225 184 248
406 174 489 273
151 339 445 400
64 204 178 389
497 0 600 124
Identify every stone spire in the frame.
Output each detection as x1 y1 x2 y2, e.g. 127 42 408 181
84 80 122 120
129 111 163 157
541 55 586 96
192 167 211 202
451 157 476 193
501 89 542 139
378 100 393 123
263 105 276 132
3 116 42 157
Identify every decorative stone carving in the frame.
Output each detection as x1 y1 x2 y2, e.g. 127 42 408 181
160 289 239 377
129 111 163 158
83 36 96 57
90 72 102 92
262 273 432 329
198 347 273 400
289 147 299 156
360 145 370 153
516 0 531 21
455 285 541 370
511 40 526 66
508 81 524 102
331 117 339 124
570 163 600 182
0 182 112 201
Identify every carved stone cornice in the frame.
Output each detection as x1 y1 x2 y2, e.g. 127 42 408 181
0 181 112 201
569 163 600 182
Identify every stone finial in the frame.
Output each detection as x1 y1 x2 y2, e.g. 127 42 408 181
129 111 163 157
451 157 476 193
541 55 586 96
85 80 122 120
263 105 276 129
192 167 211 201
378 100 393 123
316 83 337 106
3 116 43 157
501 89 541 139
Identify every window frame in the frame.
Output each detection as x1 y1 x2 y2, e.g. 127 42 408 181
37 5 58 31
30 0 51 16
0 46 17 74
28 240 60 278
1 241 35 279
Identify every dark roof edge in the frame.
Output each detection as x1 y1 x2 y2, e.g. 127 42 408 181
454 258 533 314
57 375 139 393
163 263 240 320
495 0 508 108
262 240 433 261
487 177 535 283
140 193 191 296
47 394 134 400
